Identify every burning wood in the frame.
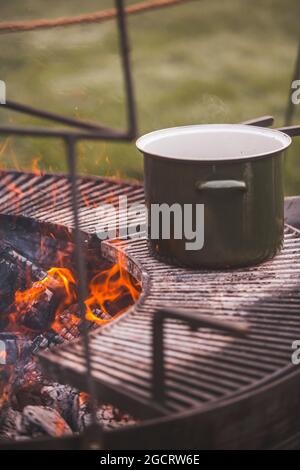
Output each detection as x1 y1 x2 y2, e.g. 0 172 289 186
18 405 72 438
1 242 140 336
0 225 141 441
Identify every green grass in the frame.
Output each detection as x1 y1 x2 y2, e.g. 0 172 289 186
1 0 300 193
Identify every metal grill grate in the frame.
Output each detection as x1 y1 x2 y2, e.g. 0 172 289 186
0 169 299 420
44 227 299 418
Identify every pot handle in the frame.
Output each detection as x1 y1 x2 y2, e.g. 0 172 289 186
276 125 300 137
196 179 247 192
242 115 274 127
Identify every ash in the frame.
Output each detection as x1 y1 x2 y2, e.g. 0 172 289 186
0 313 137 441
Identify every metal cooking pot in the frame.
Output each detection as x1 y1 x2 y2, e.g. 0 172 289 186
136 122 300 268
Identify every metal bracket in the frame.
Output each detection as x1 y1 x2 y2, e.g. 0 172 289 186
152 307 249 403
0 0 137 141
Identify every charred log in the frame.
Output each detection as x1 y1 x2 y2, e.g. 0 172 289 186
18 405 72 438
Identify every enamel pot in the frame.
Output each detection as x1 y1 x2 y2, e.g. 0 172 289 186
136 123 298 268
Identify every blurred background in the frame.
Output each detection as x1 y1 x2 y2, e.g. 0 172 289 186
1 0 300 194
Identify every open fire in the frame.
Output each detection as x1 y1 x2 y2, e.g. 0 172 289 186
5 261 140 336
0 216 141 441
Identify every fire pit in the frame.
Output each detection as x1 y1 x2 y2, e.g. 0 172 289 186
0 204 141 441
0 169 300 449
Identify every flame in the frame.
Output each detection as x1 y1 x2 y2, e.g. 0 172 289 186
8 261 140 334
79 391 88 406
9 267 77 333
31 155 43 176
48 267 80 334
86 261 140 324
7 182 23 197
0 137 11 159
84 263 139 324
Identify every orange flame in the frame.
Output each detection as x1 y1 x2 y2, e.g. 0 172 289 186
85 264 139 324
79 391 88 406
9 262 140 333
31 155 43 176
7 182 23 197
